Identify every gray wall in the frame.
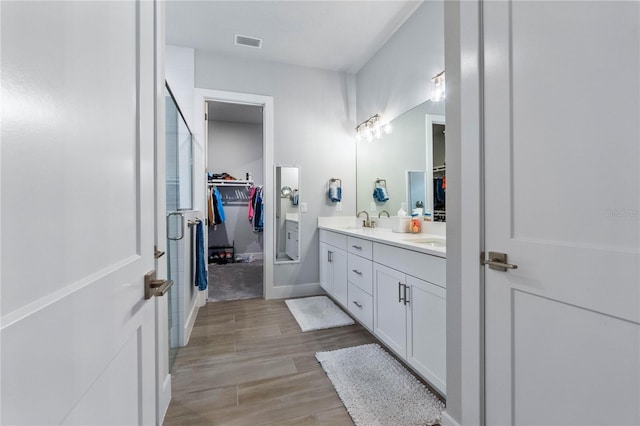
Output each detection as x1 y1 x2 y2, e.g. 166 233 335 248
207 120 264 256
166 45 195 131
356 1 462 422
196 52 356 287
356 1 445 124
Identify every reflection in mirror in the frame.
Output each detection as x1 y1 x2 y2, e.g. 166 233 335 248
426 114 446 222
356 100 445 220
275 165 300 262
407 171 426 216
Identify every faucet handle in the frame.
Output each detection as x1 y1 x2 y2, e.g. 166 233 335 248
370 220 376 228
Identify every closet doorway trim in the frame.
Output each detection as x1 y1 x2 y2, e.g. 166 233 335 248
194 88 275 299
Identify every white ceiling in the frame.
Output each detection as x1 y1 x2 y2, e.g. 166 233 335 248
166 0 423 74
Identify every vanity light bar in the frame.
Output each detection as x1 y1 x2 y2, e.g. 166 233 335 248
355 114 392 142
431 70 445 102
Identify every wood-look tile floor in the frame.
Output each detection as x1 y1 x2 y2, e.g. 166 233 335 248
163 298 377 426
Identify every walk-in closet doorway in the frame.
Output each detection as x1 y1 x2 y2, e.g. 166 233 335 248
197 90 275 302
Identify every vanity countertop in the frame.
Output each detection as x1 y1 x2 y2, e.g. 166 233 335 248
318 219 446 259
285 213 299 223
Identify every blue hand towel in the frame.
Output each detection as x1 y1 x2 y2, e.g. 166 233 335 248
195 221 208 291
328 186 342 202
373 187 389 202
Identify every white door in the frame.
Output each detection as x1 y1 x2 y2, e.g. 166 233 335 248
373 264 407 357
1 1 159 424
483 2 640 425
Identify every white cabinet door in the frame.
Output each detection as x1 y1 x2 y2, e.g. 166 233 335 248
319 242 331 293
373 263 407 358
406 276 446 395
331 248 348 307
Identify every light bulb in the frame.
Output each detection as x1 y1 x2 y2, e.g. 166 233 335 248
366 129 374 142
431 71 446 102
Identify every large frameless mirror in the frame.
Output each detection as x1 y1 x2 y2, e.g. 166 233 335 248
356 100 445 221
274 165 300 263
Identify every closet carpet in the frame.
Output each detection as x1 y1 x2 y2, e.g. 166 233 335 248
163 298 378 425
207 260 263 302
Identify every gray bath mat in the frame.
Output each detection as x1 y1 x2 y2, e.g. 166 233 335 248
316 343 445 425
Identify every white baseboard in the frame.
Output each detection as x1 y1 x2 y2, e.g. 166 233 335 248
440 411 460 426
268 282 324 299
181 296 200 346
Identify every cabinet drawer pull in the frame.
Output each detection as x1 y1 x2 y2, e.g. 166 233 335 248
352 301 363 309
352 245 362 250
352 269 363 275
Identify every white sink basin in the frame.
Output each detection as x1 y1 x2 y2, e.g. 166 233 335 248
404 237 446 248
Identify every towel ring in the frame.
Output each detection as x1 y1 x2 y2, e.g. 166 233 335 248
330 177 342 187
375 178 387 189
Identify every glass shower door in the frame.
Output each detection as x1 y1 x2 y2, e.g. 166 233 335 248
165 82 193 371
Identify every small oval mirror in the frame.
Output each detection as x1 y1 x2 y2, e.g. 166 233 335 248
280 186 293 198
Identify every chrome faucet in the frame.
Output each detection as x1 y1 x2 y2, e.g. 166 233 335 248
357 210 375 228
378 210 390 218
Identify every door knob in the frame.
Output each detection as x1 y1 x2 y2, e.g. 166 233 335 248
144 270 174 299
482 251 518 272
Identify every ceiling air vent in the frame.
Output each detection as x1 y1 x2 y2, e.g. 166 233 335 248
235 34 262 49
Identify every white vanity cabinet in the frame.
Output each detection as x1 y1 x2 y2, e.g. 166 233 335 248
319 230 348 306
317 225 446 395
373 243 447 395
285 220 299 260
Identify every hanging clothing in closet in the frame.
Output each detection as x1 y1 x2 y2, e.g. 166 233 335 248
433 177 446 211
208 186 226 225
248 185 263 232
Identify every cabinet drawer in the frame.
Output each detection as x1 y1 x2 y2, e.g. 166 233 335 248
348 236 373 259
348 283 373 330
319 229 347 250
348 253 373 295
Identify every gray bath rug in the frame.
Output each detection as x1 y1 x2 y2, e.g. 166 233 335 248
285 296 355 332
316 343 445 425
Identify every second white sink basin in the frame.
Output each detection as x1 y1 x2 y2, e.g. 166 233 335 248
404 238 446 247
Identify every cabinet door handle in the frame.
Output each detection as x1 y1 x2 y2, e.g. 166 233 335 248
328 250 333 263
398 282 404 303
352 301 363 309
352 245 362 250
403 284 410 305
352 269 363 275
